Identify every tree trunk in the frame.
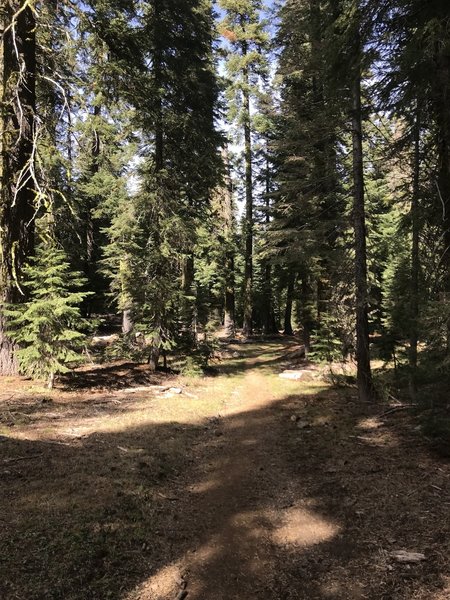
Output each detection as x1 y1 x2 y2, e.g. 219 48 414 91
224 252 236 337
181 253 196 341
84 102 101 317
435 47 450 351
0 1 36 375
122 309 133 334
351 50 373 402
242 42 253 337
409 104 421 393
221 148 236 337
300 277 313 356
262 154 277 335
284 273 295 336
262 263 277 334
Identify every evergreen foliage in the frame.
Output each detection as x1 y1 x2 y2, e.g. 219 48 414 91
5 242 90 388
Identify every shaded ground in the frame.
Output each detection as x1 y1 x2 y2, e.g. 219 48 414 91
1 340 449 599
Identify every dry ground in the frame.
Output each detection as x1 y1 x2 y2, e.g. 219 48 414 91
0 340 449 600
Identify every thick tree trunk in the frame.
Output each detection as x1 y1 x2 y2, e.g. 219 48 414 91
0 1 36 375
351 58 373 402
283 273 295 336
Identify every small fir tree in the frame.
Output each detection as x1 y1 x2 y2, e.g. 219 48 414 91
6 244 90 389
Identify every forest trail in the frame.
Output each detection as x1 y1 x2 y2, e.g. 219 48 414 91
1 340 450 600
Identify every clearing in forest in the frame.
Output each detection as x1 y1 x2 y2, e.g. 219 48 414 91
0 339 449 600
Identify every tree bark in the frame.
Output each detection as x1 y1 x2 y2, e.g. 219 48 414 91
300 277 313 355
435 46 450 351
351 49 373 402
84 102 101 317
262 154 277 335
409 104 421 385
221 148 236 337
0 1 36 375
224 252 236 337
242 41 253 337
283 272 295 336
181 253 196 342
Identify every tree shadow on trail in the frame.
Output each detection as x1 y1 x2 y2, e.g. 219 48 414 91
60 361 172 391
1 384 449 600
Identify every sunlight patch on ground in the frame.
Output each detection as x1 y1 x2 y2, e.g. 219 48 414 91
124 543 221 600
356 431 399 448
188 479 220 494
124 563 182 600
270 507 340 548
431 577 450 599
358 416 383 430
229 507 340 549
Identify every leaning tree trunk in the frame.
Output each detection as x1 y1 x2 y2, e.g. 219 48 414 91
0 1 36 375
351 49 373 403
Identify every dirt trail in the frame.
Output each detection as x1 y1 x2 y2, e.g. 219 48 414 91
128 347 450 600
1 341 450 600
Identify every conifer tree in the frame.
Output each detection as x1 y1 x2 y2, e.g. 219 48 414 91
218 0 268 336
6 240 90 388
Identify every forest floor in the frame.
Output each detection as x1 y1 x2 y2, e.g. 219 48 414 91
1 339 450 600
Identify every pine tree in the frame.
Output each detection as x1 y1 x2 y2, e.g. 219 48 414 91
6 241 90 388
218 0 268 336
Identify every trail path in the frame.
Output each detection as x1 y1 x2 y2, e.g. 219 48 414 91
1 340 450 600
128 343 450 600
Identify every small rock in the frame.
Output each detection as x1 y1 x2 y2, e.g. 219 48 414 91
290 415 299 422
297 421 310 430
325 467 337 474
390 550 426 563
280 370 303 380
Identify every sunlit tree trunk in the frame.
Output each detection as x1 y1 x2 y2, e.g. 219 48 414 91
283 272 295 336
